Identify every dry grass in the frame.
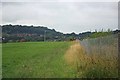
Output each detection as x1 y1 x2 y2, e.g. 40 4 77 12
64 41 89 77
64 41 85 65
64 40 118 78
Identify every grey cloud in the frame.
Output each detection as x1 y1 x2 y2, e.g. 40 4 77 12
1 2 118 33
1 0 119 2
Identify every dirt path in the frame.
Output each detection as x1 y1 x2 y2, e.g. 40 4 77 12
64 41 89 77
64 41 84 65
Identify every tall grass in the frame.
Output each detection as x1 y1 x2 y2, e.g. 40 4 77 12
81 34 118 55
64 34 118 78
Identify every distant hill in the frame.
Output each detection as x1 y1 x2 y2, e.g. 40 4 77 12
1 24 120 42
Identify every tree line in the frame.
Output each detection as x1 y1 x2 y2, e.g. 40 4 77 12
1 24 120 43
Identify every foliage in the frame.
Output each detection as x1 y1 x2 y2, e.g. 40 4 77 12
89 32 112 38
1 24 120 42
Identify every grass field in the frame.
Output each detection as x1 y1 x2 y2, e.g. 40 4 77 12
2 42 77 78
2 35 118 78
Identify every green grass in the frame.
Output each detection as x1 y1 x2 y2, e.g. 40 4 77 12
2 42 76 78
2 38 118 78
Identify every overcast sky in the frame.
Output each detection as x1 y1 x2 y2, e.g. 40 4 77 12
0 0 118 33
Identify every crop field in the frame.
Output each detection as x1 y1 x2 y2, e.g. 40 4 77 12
2 35 118 78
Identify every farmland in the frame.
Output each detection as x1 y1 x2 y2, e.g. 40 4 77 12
2 34 118 78
2 42 76 78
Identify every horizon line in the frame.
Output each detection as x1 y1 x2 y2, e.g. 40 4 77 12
1 23 119 34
